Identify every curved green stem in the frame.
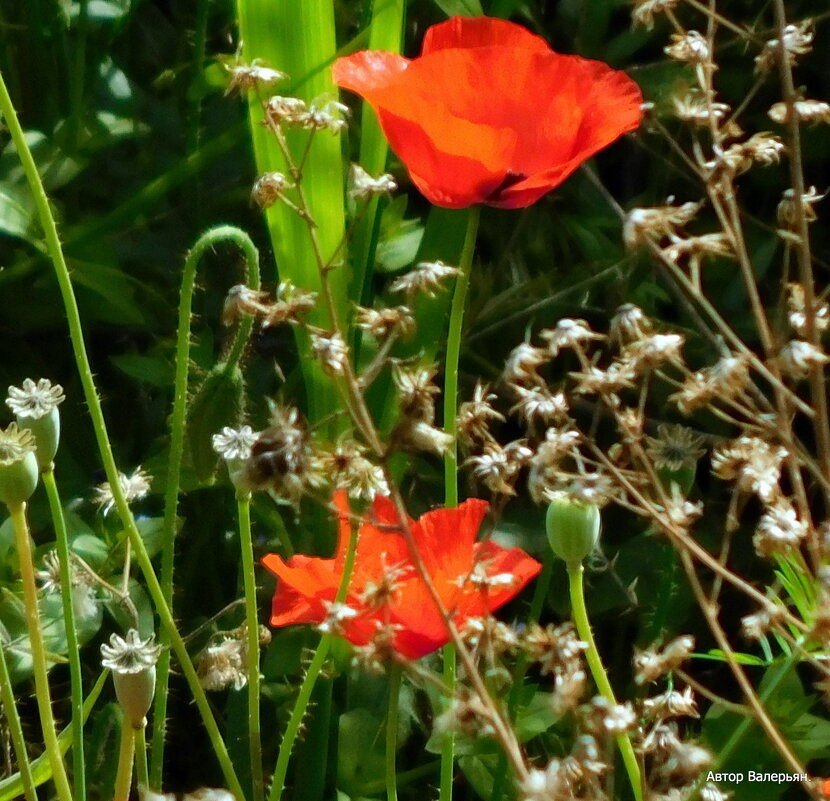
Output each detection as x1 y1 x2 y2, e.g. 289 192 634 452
0 69 245 800
135 725 149 793
238 493 265 801
386 664 402 801
42 468 86 801
268 513 360 801
150 224 260 787
568 565 642 801
113 717 135 801
0 637 37 801
8 502 73 801
440 204 481 801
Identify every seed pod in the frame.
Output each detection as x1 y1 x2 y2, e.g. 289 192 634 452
546 497 600 569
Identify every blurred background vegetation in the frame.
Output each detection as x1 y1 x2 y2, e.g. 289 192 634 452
1 1 829 799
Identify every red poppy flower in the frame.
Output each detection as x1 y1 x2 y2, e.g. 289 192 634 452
333 16 643 209
262 493 541 659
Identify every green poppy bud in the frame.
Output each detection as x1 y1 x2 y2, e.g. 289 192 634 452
0 423 39 507
546 497 600 569
100 630 162 728
6 378 65 472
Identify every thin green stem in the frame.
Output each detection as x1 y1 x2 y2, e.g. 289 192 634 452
268 513 360 801
8 502 73 801
151 224 260 787
135 725 149 793
386 664 402 801
440 204 481 801
567 565 642 801
0 67 245 800
0 638 37 801
42 468 86 801
238 494 265 801
113 717 135 801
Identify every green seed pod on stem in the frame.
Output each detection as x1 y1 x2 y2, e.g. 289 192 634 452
545 496 601 569
0 424 39 507
6 378 66 472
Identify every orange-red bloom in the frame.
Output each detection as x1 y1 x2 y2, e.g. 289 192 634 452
262 494 541 659
333 16 643 209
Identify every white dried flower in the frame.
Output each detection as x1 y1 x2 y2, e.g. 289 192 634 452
623 332 685 372
610 303 652 345
673 95 730 126
197 635 248 691
212 425 259 462
755 20 814 74
643 685 699 719
540 318 603 357
314 439 389 501
510 386 568 426
623 201 702 249
664 31 710 63
778 340 830 378
349 164 397 200
768 98 830 126
6 378 65 420
631 0 680 29
457 382 504 445
711 436 787 503
503 342 549 386
754 499 809 557
101 629 161 674
671 353 751 414
93 467 152 515
742 132 786 165
264 95 309 126
389 261 460 298
787 283 830 336
354 305 414 340
301 101 349 134
310 330 349 375
226 62 287 94
570 361 636 396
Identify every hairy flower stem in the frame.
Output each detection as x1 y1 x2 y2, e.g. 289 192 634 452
567 564 642 801
440 204 481 801
386 663 403 801
150 224 260 788
42 468 86 801
135 725 149 793
8 502 74 801
113 717 136 801
0 70 245 800
238 493 265 801
268 516 360 801
0 634 37 801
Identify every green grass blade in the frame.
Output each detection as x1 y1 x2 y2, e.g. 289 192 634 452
236 0 347 425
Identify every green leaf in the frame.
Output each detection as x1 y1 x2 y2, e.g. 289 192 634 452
337 709 386 796
110 353 176 387
432 0 484 16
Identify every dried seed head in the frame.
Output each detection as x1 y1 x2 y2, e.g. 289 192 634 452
509 386 568 427
622 333 685 373
777 186 825 227
753 499 809 558
787 283 830 337
251 172 290 209
631 0 680 29
527 427 581 502
309 329 349 375
92 467 151 516
300 101 349 134
466 441 531 496
673 95 730 126
101 629 162 727
502 342 549 387
314 439 388 501
349 164 397 200
389 261 460 299
664 31 710 64
778 339 830 378
741 606 785 641
212 425 259 462
222 285 272 326
6 378 65 420
642 685 699 720
354 305 414 340
0 422 36 467
610 303 653 345
457 382 504 446
634 635 695 684
540 318 603 358
243 405 315 503
197 630 249 691
226 62 287 94
623 201 702 249
755 20 814 74
394 419 454 456
742 132 786 165
264 95 309 126
671 353 750 415
263 281 318 328
768 98 830 126
393 364 440 422
711 436 787 503
583 697 637 737
646 424 705 472
570 361 636 397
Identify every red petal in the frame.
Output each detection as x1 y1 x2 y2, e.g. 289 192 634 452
421 16 550 55
332 50 409 95
413 498 489 578
262 553 339 626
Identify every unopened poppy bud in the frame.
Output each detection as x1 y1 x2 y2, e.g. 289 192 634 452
0 423 39 507
101 630 162 728
545 496 600 569
6 378 65 471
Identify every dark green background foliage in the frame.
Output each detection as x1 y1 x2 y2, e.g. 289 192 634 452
1 1 829 799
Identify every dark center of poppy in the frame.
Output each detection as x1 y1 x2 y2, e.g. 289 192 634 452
486 171 528 202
